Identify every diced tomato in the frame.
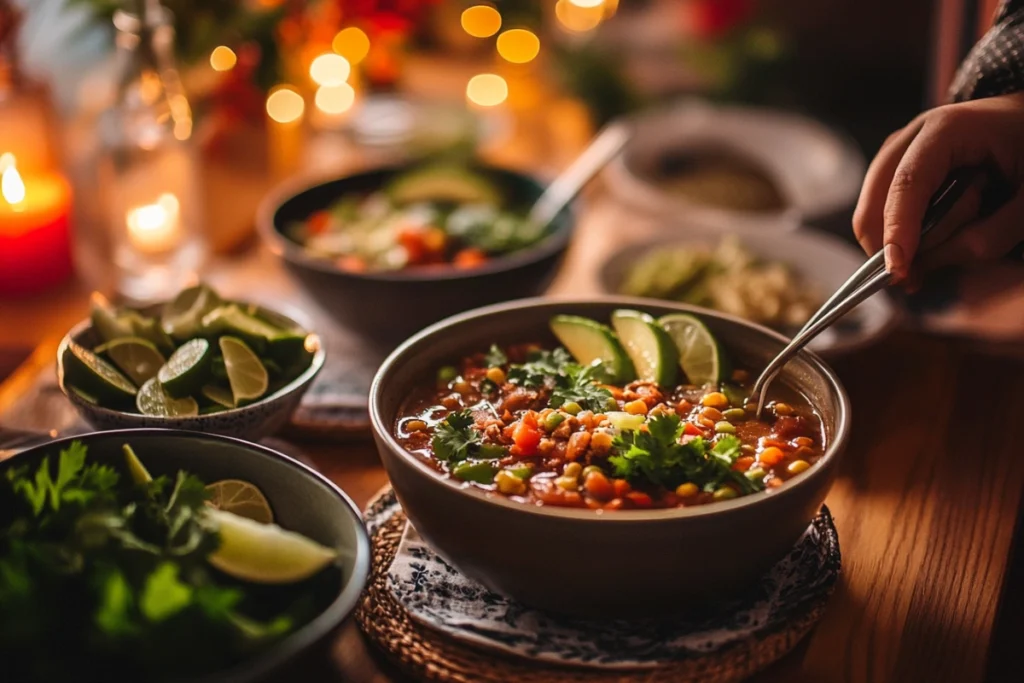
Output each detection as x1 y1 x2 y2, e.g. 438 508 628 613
613 478 632 497
511 413 542 456
336 255 367 272
453 247 488 269
397 226 428 264
625 491 653 507
306 211 331 235
421 226 447 254
683 422 703 436
584 471 614 499
732 455 755 472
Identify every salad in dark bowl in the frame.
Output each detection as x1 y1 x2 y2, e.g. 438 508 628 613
258 162 574 341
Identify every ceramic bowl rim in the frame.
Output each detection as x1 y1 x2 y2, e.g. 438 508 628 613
369 296 851 523
56 303 326 422
255 163 575 284
0 427 370 683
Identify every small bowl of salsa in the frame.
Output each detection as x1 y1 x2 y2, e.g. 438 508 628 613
370 298 851 617
258 163 574 341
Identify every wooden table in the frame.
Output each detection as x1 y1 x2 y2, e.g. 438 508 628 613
2 285 1022 683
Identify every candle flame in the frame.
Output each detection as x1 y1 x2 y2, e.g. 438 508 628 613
0 154 26 205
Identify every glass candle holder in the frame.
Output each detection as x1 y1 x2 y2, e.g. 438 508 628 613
98 0 205 302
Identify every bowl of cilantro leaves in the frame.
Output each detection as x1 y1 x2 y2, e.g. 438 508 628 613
369 297 849 617
0 429 369 682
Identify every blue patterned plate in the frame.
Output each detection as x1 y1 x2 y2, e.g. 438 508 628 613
364 491 841 670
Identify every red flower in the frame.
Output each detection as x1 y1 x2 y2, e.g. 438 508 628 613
688 0 756 39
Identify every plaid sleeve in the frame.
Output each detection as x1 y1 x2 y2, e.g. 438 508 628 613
950 0 1024 101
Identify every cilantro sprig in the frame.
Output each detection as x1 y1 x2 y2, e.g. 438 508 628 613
609 414 763 494
432 410 506 462
506 347 615 412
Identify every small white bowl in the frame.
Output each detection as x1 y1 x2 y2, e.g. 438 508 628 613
604 100 866 231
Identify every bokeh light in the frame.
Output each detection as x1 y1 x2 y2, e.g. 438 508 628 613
466 73 508 107
266 87 305 124
209 46 237 72
496 29 540 64
315 83 356 115
332 27 370 64
568 0 604 7
461 5 501 38
555 0 604 32
309 53 351 87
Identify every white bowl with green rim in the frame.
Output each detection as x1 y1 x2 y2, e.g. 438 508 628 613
56 303 325 440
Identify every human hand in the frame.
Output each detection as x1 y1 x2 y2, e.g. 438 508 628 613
852 92 1024 283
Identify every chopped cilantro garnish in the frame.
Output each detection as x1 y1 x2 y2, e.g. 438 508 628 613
484 344 508 367
431 410 507 463
506 347 614 412
609 415 762 494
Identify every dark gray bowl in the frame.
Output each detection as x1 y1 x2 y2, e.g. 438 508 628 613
57 304 325 440
369 297 851 618
0 429 369 683
256 164 574 342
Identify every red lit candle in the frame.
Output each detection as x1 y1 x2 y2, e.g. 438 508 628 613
0 154 73 296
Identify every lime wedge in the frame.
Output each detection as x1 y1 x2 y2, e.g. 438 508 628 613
610 310 679 386
201 383 236 409
157 338 213 399
205 479 274 524
124 312 176 355
136 378 200 417
122 444 153 484
90 292 134 343
206 508 337 583
62 341 137 408
95 337 166 386
659 313 730 386
161 283 223 341
549 315 636 383
201 305 283 353
219 337 269 402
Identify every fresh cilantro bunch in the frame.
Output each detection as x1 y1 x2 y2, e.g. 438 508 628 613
432 410 505 462
0 442 332 682
507 347 615 412
609 414 763 494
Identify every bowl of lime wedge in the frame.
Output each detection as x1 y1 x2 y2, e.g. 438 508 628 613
0 429 369 682
57 284 325 440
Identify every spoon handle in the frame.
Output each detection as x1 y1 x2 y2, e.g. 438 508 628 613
528 122 632 229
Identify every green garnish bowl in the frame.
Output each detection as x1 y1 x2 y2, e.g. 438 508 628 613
369 297 851 618
0 429 369 682
256 163 575 344
56 302 326 440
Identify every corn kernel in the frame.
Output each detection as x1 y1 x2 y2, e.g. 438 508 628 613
555 475 579 491
486 366 506 384
700 406 723 421
590 431 614 453
495 469 527 495
564 462 583 478
675 482 699 498
701 392 728 409
624 399 648 415
773 402 794 416
405 419 427 432
787 459 811 475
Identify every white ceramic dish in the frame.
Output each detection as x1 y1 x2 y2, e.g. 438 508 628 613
598 225 899 356
604 101 866 231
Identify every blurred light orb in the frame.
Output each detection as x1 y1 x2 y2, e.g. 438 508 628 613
556 0 604 32
466 73 508 107
496 29 540 64
310 53 351 87
461 5 502 38
266 87 305 123
333 27 370 64
603 0 620 16
567 0 604 7
209 46 237 72
315 83 356 115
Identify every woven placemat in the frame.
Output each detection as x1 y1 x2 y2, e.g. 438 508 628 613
355 486 839 683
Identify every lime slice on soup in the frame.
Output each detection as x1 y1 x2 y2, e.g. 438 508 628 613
95 337 166 386
157 338 213 399
206 508 337 583
220 337 269 402
658 313 730 385
610 310 679 386
136 378 200 417
205 479 274 524
161 283 223 341
549 315 635 383
62 341 137 408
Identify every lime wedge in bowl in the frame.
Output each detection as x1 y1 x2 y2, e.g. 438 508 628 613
205 479 274 524
95 337 165 386
220 336 269 403
659 313 731 386
161 283 223 341
610 309 679 386
136 378 200 417
201 383 236 409
61 341 137 408
206 508 337 583
157 338 213 399
89 292 134 343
